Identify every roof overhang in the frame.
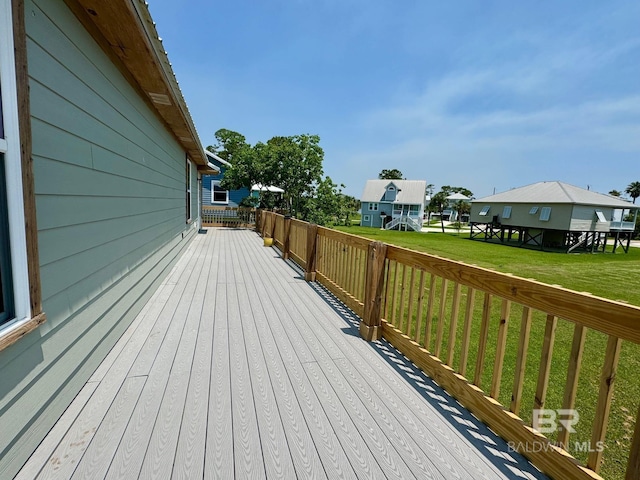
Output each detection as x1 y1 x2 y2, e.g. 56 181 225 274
204 149 232 167
65 0 207 166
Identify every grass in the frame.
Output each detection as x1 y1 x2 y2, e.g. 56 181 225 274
335 226 640 479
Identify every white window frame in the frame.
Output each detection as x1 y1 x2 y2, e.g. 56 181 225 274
479 205 490 216
502 206 512 219
0 0 31 331
368 203 378 211
540 207 552 222
363 214 370 222
211 180 229 204
185 159 192 222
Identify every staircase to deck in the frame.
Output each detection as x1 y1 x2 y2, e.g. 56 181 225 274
385 215 422 232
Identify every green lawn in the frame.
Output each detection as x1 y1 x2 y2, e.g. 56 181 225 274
335 226 640 479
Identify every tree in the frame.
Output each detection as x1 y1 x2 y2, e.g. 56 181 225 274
378 169 403 180
267 134 324 217
207 129 247 163
219 142 264 199
626 182 640 204
429 191 449 233
609 190 622 197
304 176 346 226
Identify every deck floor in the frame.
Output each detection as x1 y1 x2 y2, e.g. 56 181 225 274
16 228 548 479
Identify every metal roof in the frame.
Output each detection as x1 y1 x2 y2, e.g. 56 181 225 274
447 192 470 201
474 181 638 208
71 0 207 166
361 180 427 204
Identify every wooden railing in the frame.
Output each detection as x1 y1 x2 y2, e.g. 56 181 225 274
257 211 640 480
201 206 255 227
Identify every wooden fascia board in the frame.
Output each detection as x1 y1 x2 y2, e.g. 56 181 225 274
68 0 207 166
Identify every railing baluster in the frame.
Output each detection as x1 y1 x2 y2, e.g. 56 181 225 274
390 263 402 327
588 335 623 473
557 323 587 448
626 404 640 480
446 282 462 366
510 306 532 415
534 314 558 412
474 293 493 388
406 267 417 336
424 274 437 350
414 270 426 344
398 265 409 332
347 245 355 295
490 299 511 399
383 260 395 320
459 287 476 377
435 279 450 358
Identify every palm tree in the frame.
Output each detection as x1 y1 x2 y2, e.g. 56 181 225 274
626 181 640 204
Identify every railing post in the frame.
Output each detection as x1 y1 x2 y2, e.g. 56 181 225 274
260 211 268 238
270 213 277 240
255 209 261 233
304 224 318 281
282 215 292 260
360 241 387 342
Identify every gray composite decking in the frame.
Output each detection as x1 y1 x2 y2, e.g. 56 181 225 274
16 229 548 479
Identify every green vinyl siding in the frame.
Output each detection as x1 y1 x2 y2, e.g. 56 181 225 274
0 0 199 477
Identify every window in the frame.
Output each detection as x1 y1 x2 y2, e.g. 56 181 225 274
185 159 192 221
368 203 378 211
363 215 370 222
529 206 539 214
595 210 607 222
410 205 420 213
0 155 13 325
0 1 32 333
479 205 490 216
540 207 552 221
502 206 512 219
211 180 229 204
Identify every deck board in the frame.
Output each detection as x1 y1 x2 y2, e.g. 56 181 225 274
17 228 548 480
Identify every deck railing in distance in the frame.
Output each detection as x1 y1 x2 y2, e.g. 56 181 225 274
201 206 255 227
257 210 640 480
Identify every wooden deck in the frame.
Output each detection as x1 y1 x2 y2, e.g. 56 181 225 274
16 229 548 479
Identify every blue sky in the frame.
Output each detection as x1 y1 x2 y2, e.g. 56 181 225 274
149 1 640 199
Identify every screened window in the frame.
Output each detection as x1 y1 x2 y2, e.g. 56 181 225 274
529 206 539 214
185 159 192 221
211 181 229 204
0 154 13 325
595 210 607 222
368 203 378 211
540 207 552 221
502 206 512 219
410 205 420 213
479 205 491 216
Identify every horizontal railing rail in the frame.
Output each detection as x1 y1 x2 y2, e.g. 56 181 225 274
257 210 640 480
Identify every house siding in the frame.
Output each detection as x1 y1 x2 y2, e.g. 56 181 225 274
0 1 198 477
570 205 612 232
201 172 250 207
471 203 573 230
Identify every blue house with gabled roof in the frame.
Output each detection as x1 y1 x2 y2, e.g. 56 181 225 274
202 150 251 207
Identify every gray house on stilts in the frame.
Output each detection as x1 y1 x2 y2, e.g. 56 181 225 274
469 181 638 253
